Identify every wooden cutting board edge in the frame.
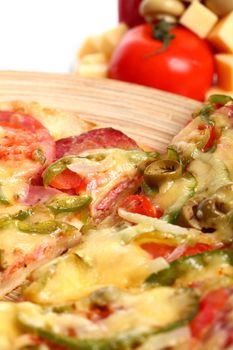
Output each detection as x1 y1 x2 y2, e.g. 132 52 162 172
0 71 201 151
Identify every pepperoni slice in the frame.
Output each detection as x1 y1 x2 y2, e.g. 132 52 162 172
93 176 142 219
56 127 139 159
0 111 55 177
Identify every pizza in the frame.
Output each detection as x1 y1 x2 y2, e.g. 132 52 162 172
1 95 233 350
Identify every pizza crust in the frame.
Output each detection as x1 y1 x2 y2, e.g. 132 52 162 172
0 100 96 140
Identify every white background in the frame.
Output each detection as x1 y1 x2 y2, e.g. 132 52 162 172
0 0 117 73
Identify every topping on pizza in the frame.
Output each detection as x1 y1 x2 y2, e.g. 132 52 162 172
1 96 233 350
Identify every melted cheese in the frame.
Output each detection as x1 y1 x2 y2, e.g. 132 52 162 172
0 224 56 269
175 255 233 292
23 227 167 304
18 287 192 340
0 159 39 211
0 302 20 350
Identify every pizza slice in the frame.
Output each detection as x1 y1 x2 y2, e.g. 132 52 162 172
0 102 95 297
18 96 233 305
0 101 159 297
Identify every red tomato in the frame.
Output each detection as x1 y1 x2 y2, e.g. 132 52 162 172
141 243 214 260
198 124 217 151
87 306 112 321
108 24 215 101
182 243 214 257
141 243 174 259
118 0 144 27
50 169 85 192
190 288 230 339
120 194 163 218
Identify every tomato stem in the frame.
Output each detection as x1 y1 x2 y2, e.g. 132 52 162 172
146 20 175 58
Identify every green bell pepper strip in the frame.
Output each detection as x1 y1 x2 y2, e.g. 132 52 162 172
43 156 75 187
47 195 92 214
22 291 199 350
208 94 233 106
43 150 159 188
192 105 215 125
145 249 233 286
36 322 187 350
167 146 180 162
17 220 76 235
13 209 33 221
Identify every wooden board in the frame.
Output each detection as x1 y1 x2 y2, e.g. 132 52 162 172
0 71 201 151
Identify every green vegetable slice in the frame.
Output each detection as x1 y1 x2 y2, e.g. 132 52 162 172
13 209 33 221
43 156 75 187
166 146 180 162
208 94 233 106
47 195 92 214
18 287 198 350
161 172 197 224
145 249 233 289
144 160 182 187
17 220 76 235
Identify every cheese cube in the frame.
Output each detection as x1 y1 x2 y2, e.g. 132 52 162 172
180 2 218 38
81 53 108 65
99 23 128 59
75 63 108 79
205 87 233 100
78 24 128 60
78 36 104 59
208 11 233 53
215 54 233 90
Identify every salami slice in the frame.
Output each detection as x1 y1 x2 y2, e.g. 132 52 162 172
56 127 139 159
0 111 55 167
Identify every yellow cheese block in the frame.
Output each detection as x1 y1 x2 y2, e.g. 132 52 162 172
102 23 128 58
205 86 233 100
78 36 103 60
208 11 233 52
180 2 218 38
215 54 233 90
78 23 128 60
76 63 108 78
81 53 108 65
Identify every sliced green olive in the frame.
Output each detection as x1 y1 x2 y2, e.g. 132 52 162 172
144 159 182 187
47 195 92 214
197 184 233 220
177 196 203 230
